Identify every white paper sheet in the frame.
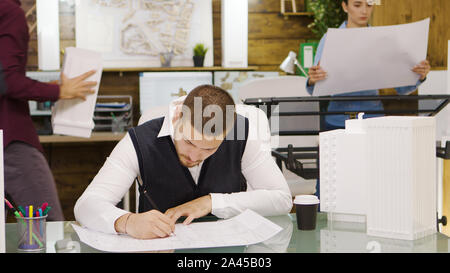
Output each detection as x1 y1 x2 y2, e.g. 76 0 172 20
72 210 282 252
314 19 430 96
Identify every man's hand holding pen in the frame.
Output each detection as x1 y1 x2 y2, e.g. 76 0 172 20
114 195 212 239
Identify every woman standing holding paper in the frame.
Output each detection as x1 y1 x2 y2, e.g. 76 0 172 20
0 0 98 220
305 0 431 130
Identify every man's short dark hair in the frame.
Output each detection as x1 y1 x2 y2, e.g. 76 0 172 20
182 84 236 138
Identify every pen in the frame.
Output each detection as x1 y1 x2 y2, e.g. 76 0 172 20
29 205 33 245
137 175 160 211
4 198 23 218
41 202 48 212
38 208 44 237
43 206 52 216
36 209 40 237
18 206 26 217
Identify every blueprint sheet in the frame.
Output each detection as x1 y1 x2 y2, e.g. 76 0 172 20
72 210 282 252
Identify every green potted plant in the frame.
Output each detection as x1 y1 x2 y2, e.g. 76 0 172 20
193 43 208 67
307 0 348 40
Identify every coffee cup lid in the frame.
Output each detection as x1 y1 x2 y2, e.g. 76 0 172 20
294 195 320 205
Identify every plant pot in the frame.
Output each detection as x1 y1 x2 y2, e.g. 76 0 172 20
193 56 205 67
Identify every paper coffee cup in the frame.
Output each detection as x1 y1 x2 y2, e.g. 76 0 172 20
294 195 320 230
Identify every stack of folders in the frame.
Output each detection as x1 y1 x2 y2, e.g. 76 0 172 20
52 47 103 138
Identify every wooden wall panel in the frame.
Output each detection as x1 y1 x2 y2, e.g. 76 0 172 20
248 39 308 66
43 142 126 221
372 0 450 68
214 0 314 70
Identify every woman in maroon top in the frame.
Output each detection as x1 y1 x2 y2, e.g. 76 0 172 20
0 0 97 220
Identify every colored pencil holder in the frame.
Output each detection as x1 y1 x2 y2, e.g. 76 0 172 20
15 215 47 252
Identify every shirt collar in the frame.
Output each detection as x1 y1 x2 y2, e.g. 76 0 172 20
157 96 187 138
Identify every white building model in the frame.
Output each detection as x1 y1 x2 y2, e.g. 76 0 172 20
320 115 437 240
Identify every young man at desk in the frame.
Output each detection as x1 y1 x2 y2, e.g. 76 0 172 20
75 85 292 239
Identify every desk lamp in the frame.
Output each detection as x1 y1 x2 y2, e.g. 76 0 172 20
280 51 308 76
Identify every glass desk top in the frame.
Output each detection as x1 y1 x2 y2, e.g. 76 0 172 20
5 213 450 253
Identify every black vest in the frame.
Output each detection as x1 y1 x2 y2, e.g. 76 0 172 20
129 115 249 213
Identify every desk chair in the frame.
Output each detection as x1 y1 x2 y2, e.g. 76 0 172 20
238 76 319 197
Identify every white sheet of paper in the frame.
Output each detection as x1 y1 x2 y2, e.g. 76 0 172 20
72 210 282 252
314 18 430 96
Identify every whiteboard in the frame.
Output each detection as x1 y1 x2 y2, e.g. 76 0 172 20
0 130 5 253
75 0 214 68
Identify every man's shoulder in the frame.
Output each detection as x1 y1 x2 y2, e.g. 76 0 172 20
135 116 165 131
131 116 166 140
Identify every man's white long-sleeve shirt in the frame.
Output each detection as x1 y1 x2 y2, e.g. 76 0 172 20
74 100 292 234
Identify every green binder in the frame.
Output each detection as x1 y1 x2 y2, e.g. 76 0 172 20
297 42 319 77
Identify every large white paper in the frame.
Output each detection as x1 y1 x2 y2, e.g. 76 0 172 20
314 19 430 96
72 210 282 252
51 47 103 138
0 130 5 253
